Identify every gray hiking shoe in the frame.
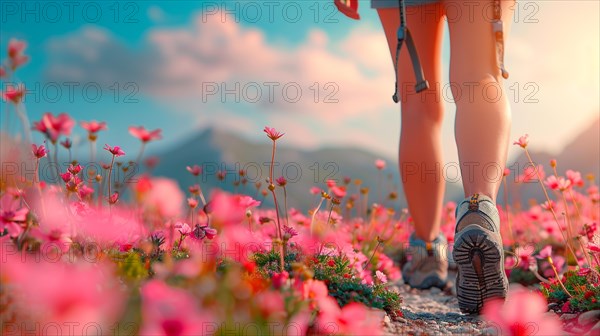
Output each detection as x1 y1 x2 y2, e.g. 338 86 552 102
453 194 509 314
402 233 448 289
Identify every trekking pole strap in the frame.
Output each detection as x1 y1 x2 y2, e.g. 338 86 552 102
392 0 429 103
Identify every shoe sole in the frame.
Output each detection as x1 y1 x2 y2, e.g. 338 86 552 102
453 227 508 314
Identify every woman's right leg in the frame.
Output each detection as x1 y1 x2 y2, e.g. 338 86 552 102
377 3 446 243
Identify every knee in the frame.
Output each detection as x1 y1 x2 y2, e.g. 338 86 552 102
400 86 445 125
448 73 506 106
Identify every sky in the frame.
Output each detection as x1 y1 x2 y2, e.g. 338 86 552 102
1 0 599 167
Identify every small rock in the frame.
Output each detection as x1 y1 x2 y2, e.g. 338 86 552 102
480 326 499 336
449 326 471 334
383 315 392 327
396 317 407 324
578 310 600 326
560 313 578 321
430 287 442 294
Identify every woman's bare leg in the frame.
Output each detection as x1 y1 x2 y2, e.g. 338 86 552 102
445 0 515 202
378 4 445 242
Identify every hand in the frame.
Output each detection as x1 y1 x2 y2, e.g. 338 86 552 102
334 0 360 20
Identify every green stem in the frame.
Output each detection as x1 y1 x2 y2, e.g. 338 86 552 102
283 186 289 226
524 149 577 262
107 155 116 208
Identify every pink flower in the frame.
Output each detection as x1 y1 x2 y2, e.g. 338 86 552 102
276 176 287 186
255 290 286 319
544 175 571 191
1 259 124 333
561 301 571 313
129 126 162 143
31 143 48 159
0 195 28 237
78 184 94 199
0 66 5 78
263 126 284 141
482 286 561 336
60 171 72 183
503 168 511 177
578 268 591 276
80 120 107 134
541 200 555 211
535 245 553 260
104 144 126 157
1 84 25 104
283 225 298 240
513 134 529 148
519 165 545 183
310 187 321 195
566 170 584 188
68 164 82 175
237 195 261 209
60 138 72 149
175 222 192 236
186 165 202 176
331 185 347 198
272 271 290 289
142 178 184 218
7 39 29 70
208 189 246 228
187 197 198 209
588 242 600 253
108 192 119 204
515 246 535 270
140 280 211 336
375 270 388 284
317 298 383 335
375 159 386 170
303 279 329 301
66 175 83 192
32 112 75 143
326 179 337 188
191 225 217 240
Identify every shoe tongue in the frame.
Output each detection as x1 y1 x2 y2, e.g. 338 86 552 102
455 193 498 233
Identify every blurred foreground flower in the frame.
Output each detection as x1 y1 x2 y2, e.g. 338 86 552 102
482 286 561 336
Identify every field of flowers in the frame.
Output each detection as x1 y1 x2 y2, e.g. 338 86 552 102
1 40 599 335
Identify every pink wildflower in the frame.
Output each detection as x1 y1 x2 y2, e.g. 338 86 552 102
31 143 48 159
186 165 202 176
80 120 107 134
129 126 162 143
263 126 284 141
482 286 561 336
32 112 75 143
104 144 126 157
513 134 529 148
1 84 25 104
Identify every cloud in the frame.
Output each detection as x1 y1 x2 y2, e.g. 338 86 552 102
45 10 395 119
147 6 166 23
43 2 599 162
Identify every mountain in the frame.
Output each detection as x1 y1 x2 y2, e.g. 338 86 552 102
152 117 599 210
503 117 600 203
152 128 464 210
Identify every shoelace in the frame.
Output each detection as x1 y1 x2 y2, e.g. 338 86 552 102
392 0 509 103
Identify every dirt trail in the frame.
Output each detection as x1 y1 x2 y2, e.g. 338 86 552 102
384 279 494 336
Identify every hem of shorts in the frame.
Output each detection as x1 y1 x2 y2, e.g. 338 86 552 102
371 1 440 9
